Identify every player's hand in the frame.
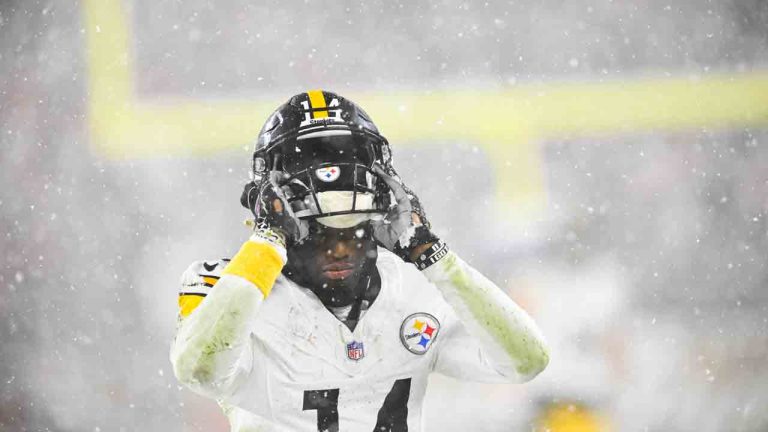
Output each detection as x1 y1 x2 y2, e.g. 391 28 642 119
241 171 309 247
371 164 440 262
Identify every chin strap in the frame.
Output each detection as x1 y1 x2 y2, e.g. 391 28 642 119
344 263 380 332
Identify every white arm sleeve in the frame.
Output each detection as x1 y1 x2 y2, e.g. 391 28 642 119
170 274 264 400
423 251 549 383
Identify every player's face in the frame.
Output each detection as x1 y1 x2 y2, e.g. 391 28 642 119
285 222 377 306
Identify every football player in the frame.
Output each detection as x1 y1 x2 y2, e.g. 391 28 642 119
171 90 550 431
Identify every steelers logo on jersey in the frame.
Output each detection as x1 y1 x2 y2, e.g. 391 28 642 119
399 313 440 355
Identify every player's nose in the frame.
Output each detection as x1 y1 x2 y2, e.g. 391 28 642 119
329 239 352 259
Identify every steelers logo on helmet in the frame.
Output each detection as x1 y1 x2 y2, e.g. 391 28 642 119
315 166 341 183
400 313 440 355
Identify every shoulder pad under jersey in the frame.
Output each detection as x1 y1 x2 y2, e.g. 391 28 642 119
178 258 231 318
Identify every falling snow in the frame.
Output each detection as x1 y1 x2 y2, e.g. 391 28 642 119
1 0 768 431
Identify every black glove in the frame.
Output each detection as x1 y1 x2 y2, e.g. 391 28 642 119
241 172 309 247
371 164 441 263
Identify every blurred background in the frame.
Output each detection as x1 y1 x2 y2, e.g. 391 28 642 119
1 0 767 430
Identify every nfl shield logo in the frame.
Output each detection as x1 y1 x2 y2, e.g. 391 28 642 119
346 341 364 361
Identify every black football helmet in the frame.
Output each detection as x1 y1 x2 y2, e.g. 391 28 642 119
243 90 395 228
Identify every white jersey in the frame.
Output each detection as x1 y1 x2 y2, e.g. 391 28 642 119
172 245 549 432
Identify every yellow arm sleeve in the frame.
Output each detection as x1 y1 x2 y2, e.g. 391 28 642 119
221 240 285 297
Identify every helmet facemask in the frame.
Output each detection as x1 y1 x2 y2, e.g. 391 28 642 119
254 134 392 229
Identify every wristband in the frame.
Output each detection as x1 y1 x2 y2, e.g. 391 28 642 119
414 240 449 270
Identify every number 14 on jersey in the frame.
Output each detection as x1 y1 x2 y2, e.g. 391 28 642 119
303 378 412 432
